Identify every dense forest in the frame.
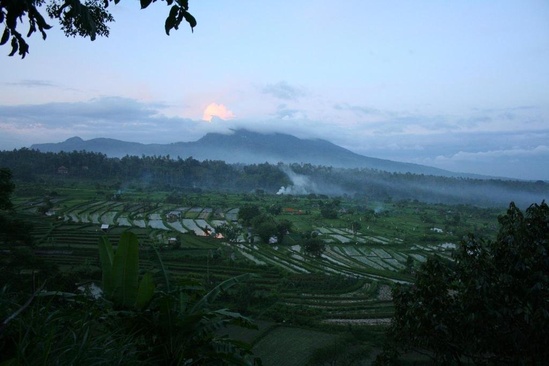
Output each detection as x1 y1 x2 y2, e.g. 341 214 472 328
0 148 546 207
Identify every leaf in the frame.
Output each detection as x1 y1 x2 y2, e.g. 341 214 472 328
135 272 155 310
18 38 29 58
8 37 17 57
151 244 170 291
215 309 258 329
165 5 179 35
176 0 189 10
111 232 139 308
190 273 253 313
0 28 9 46
140 0 153 9
158 294 176 330
98 236 115 297
26 23 36 38
182 10 197 31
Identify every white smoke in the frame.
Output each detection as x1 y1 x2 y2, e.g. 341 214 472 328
374 203 385 214
277 166 318 195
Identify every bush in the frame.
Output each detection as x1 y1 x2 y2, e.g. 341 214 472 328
377 201 549 365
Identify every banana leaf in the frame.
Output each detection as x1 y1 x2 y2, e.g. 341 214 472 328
111 232 139 308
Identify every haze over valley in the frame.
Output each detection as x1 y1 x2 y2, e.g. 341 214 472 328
3 133 547 208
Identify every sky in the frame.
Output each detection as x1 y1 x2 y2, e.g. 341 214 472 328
1 1 548 180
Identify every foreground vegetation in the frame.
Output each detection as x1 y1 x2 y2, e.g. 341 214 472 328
376 201 549 365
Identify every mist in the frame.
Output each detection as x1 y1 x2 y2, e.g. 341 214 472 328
277 165 351 197
275 164 547 208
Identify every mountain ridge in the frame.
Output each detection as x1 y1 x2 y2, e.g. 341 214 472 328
30 129 481 178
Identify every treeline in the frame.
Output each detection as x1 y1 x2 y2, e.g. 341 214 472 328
0 149 547 206
0 149 291 193
288 163 548 207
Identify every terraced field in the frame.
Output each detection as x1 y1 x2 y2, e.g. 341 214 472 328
4 187 507 365
11 189 501 332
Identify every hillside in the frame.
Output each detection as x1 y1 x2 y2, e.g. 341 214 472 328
31 129 472 178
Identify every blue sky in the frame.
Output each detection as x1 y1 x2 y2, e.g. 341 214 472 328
1 0 548 180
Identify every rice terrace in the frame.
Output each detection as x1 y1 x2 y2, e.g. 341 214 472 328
5 177 511 365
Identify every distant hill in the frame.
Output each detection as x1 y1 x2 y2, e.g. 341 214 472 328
31 129 474 177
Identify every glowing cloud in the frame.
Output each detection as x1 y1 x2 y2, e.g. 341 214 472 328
202 103 235 122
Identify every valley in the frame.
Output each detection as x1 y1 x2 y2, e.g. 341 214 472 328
6 181 503 365
1 147 546 365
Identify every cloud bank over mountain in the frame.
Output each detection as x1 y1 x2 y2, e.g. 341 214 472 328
1 95 547 181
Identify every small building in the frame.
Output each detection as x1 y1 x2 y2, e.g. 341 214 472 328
57 166 68 174
168 237 181 249
100 224 109 232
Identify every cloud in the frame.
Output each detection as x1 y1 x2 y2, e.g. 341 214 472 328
202 103 235 122
273 104 307 120
1 95 548 180
4 79 58 88
0 97 205 147
0 96 163 128
435 145 549 162
262 81 306 101
333 103 379 116
420 144 549 180
352 129 549 156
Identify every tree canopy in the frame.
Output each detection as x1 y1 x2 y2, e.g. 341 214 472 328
0 0 196 58
303 237 326 257
377 201 549 365
0 168 14 210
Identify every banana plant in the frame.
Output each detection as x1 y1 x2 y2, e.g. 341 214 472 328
99 233 260 364
98 232 154 310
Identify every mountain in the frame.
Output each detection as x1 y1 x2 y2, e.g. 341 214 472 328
31 129 470 177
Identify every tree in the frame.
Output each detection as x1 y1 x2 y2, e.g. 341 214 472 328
303 237 326 257
238 204 261 227
320 206 338 219
0 216 34 246
376 201 549 365
275 219 293 244
0 168 32 246
214 223 241 243
255 221 277 244
0 168 14 210
0 0 197 58
350 221 361 235
266 203 282 216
